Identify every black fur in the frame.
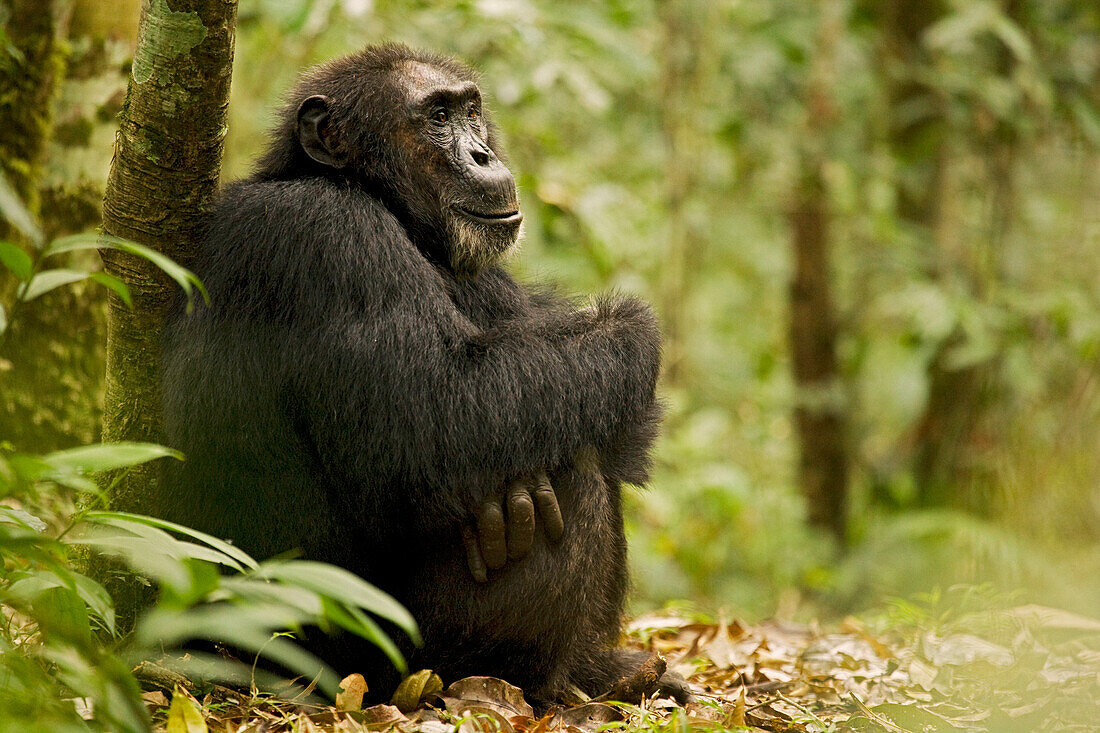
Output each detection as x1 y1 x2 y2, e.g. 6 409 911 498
159 44 665 704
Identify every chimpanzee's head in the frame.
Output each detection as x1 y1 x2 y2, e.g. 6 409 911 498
257 44 522 277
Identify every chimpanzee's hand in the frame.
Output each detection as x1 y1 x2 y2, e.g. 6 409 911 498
461 472 564 583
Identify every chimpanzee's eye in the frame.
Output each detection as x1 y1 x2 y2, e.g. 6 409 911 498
432 109 448 124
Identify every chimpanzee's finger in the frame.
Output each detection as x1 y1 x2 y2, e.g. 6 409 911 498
477 500 508 570
532 471 564 541
506 479 535 560
461 524 488 583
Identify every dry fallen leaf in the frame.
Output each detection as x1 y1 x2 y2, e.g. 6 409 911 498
336 673 369 712
360 703 407 730
442 676 534 719
552 702 622 733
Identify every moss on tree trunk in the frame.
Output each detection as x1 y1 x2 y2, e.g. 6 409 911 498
100 0 237 513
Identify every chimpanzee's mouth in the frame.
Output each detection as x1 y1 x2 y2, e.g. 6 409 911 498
460 208 523 225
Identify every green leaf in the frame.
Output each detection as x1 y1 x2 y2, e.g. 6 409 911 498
166 691 207 733
18 268 90 301
257 560 420 644
85 511 259 571
31 585 93 644
6 568 116 636
72 518 248 580
138 604 341 696
0 506 47 532
0 170 43 245
90 272 134 308
0 240 33 280
46 233 209 307
42 442 183 475
322 597 408 673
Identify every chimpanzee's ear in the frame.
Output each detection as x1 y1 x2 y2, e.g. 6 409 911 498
297 95 348 169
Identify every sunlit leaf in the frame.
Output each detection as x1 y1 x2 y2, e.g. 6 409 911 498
166 690 208 733
336 673 368 711
18 268 89 301
42 442 182 475
0 506 47 532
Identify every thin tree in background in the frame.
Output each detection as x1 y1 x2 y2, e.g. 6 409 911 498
100 0 237 511
788 0 850 543
0 0 64 226
658 0 710 386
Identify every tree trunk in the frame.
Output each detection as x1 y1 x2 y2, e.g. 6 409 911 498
100 0 237 512
788 0 849 543
897 0 1019 511
657 0 712 386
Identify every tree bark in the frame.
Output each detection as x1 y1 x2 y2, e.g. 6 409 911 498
788 0 849 543
100 0 237 512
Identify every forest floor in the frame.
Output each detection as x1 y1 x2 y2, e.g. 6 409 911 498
146 607 1100 733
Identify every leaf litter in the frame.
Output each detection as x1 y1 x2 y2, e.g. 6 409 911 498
147 605 1100 732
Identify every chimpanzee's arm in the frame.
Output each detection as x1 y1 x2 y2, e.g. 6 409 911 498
287 187 660 530
454 265 663 486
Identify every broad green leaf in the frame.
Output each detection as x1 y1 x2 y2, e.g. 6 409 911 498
86 510 258 570
0 170 42 245
166 691 207 733
18 268 90 301
0 240 32 280
257 560 420 643
42 442 183 475
46 233 209 306
6 568 116 636
31 585 92 643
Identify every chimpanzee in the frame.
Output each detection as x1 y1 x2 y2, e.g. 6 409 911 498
158 43 687 706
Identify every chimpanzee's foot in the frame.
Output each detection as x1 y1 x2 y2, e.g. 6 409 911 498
603 650 693 705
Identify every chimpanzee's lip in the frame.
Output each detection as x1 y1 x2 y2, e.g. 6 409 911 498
460 208 523 225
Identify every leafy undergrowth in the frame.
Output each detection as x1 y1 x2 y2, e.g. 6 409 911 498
143 604 1100 733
